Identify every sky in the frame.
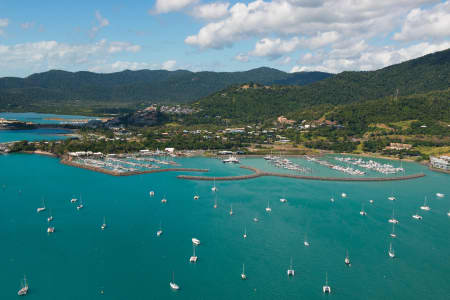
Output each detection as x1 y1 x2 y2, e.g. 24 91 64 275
0 0 449 77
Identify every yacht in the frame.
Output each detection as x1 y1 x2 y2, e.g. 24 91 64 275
37 199 46 213
344 250 351 266
193 195 199 200
47 209 53 222
330 197 335 203
157 222 163 237
229 204 233 216
149 191 155 197
390 223 397 238
280 198 287 203
388 242 395 258
76 198 84 210
287 257 295 276
243 226 247 239
70 197 78 203
192 238 201 246
253 217 259 222
436 193 444 198
388 196 396 201
322 272 331 294
265 200 272 212
412 213 423 220
420 197 430 211
223 156 240 164
341 193 347 198
369 199 374 204
161 196 167 203
169 272 180 290
101 217 107 230
47 227 55 233
447 211 450 217
241 264 247 280
17 275 29 296
189 246 198 263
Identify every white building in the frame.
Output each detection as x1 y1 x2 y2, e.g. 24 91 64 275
430 156 450 170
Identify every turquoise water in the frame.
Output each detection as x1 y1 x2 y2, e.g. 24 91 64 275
0 112 97 124
0 128 71 143
1 153 449 299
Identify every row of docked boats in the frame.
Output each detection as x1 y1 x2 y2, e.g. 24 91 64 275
334 157 404 174
306 156 365 175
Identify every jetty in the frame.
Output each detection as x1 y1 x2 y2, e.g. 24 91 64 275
60 159 208 177
177 166 425 182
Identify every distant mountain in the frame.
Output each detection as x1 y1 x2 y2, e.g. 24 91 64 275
190 48 450 123
0 67 332 108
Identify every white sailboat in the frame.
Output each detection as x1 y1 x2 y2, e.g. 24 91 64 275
412 212 423 220
280 197 287 203
37 198 46 213
359 204 367 216
169 272 180 290
390 223 397 238
322 272 331 293
213 196 217 209
47 226 55 233
447 211 450 217
211 178 217 192
17 275 29 296
76 196 84 210
330 197 335 203
241 264 247 280
101 216 107 230
161 195 167 203
192 238 201 246
420 196 430 211
265 200 272 212
369 199 374 204
70 196 78 203
47 209 53 222
388 208 399 224
253 217 259 222
157 222 163 237
436 193 444 198
304 233 310 247
388 242 395 258
189 245 198 263
193 194 199 200
287 257 295 276
243 226 247 239
341 193 347 198
388 195 396 201
229 204 233 216
149 190 155 197
344 249 351 266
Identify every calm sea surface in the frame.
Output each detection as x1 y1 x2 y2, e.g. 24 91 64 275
0 112 97 124
0 128 71 143
1 152 449 300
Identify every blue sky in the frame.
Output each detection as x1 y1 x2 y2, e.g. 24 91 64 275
0 0 449 77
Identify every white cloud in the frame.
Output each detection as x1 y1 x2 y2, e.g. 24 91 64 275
90 11 109 38
394 1 450 41
234 53 249 62
162 59 177 70
191 2 230 20
0 39 141 75
249 31 339 59
290 41 450 73
21 22 35 30
152 0 199 14
185 0 435 49
0 18 9 36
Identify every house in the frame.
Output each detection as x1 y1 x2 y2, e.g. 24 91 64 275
430 156 450 170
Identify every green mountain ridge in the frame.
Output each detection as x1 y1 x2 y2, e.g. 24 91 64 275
0 67 332 107
190 48 450 124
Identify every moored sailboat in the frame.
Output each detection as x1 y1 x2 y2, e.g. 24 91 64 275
287 257 295 276
37 198 46 213
17 275 29 296
420 196 430 211
189 245 198 263
241 263 247 280
101 216 107 230
388 242 395 258
322 272 331 293
169 272 180 290
265 200 272 212
345 249 351 266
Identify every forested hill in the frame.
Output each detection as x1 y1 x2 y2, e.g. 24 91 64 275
0 67 331 107
191 48 450 123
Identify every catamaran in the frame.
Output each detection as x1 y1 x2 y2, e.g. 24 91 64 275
17 275 29 296
101 216 107 230
388 208 399 224
192 238 201 245
211 178 217 192
322 272 331 293
265 200 272 212
287 257 295 276
241 264 247 280
420 196 430 211
345 250 351 266
37 199 46 213
388 242 395 258
169 272 180 290
189 245 198 263
149 190 155 197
